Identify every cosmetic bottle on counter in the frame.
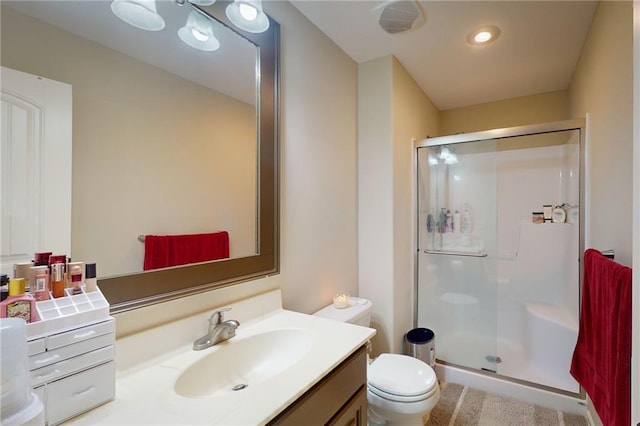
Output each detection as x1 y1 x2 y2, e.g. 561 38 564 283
31 266 50 301
85 263 97 292
48 254 67 266
68 262 84 295
51 263 66 298
0 275 9 302
13 262 33 291
552 205 566 223
0 278 38 323
33 252 52 266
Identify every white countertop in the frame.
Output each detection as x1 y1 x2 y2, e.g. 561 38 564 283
65 290 375 425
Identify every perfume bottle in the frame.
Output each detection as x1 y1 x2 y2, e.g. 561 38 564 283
0 278 38 323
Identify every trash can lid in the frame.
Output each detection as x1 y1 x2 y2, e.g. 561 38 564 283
406 327 434 344
368 353 437 397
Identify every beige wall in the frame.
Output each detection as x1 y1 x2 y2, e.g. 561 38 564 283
439 90 571 135
358 56 394 354
569 1 634 268
569 4 634 422
391 58 440 352
1 7 256 277
358 55 439 354
272 1 359 314
112 1 359 337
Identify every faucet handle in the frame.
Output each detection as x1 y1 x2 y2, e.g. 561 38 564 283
208 307 232 325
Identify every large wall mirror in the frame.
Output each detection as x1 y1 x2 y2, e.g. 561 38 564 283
0 0 279 313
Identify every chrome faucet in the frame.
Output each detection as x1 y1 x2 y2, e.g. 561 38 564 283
193 308 240 351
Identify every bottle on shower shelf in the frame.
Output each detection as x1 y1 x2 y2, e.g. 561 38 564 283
460 204 472 246
453 210 460 233
438 208 447 233
461 204 472 234
444 210 453 233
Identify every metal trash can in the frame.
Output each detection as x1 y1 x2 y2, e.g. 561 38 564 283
404 328 435 367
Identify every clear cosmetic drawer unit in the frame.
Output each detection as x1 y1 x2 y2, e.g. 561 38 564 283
26 290 115 426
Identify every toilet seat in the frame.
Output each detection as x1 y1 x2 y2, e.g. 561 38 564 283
368 353 438 403
368 381 439 403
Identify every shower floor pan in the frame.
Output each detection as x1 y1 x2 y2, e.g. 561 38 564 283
437 331 579 394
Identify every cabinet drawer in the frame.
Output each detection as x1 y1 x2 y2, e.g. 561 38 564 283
28 338 46 356
30 345 114 387
29 332 114 371
47 319 114 350
46 361 115 426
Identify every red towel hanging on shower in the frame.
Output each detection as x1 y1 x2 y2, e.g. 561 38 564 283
570 248 632 426
143 231 230 271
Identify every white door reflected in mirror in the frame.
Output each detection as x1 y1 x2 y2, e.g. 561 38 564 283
1 67 72 276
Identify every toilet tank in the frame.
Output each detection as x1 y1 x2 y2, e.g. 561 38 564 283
313 297 372 327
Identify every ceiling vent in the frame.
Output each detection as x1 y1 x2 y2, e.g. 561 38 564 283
378 1 422 34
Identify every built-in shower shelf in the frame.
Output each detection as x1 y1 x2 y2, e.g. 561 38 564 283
424 249 487 257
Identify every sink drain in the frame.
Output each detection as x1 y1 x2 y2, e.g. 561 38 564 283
232 384 248 391
485 355 502 364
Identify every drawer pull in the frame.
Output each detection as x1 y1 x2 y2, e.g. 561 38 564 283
36 369 61 380
73 386 96 397
35 354 61 365
73 330 97 340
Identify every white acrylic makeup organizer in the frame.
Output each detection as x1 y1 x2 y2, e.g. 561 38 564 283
26 289 110 339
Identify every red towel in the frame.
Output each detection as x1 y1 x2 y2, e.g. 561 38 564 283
570 249 632 426
143 231 230 271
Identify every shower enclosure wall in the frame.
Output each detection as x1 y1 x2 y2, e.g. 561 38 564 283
415 120 584 398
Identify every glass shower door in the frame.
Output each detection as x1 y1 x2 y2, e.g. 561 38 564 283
416 128 581 393
416 139 499 372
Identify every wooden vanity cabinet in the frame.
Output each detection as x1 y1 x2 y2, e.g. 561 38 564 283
269 345 368 426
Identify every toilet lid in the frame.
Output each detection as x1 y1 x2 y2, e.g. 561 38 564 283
368 353 437 397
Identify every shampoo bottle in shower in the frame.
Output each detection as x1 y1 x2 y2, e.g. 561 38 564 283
460 205 472 246
445 210 453 233
453 210 460 233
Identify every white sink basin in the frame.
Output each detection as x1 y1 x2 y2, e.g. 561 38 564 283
174 328 312 398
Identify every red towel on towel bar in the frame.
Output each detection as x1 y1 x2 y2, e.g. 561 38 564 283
570 249 632 426
143 231 230 271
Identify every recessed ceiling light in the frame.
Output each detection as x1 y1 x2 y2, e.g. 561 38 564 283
468 25 501 46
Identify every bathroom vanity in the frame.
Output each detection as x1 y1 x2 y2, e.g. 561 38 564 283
269 346 368 425
63 290 375 425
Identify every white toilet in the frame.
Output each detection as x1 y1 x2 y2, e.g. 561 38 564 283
313 297 440 426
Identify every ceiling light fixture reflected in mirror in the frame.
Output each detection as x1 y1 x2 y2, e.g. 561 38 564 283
111 0 165 31
225 0 269 33
178 11 220 51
